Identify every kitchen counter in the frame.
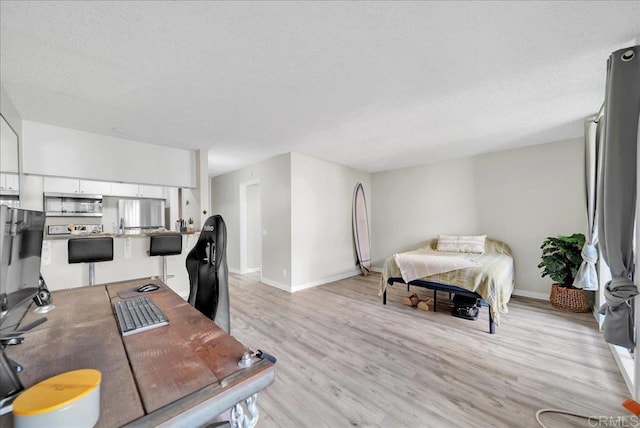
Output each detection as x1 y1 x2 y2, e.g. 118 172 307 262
44 230 199 240
40 232 200 297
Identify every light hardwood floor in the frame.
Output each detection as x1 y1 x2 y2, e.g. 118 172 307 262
229 272 628 428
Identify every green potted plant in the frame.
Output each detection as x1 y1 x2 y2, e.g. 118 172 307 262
538 233 590 312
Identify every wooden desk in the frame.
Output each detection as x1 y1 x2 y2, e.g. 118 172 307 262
3 278 275 427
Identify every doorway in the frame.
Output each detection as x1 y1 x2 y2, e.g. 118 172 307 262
240 180 261 274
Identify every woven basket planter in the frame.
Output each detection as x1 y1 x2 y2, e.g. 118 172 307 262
550 284 590 313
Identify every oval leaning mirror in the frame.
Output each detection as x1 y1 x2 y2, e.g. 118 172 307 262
0 114 20 206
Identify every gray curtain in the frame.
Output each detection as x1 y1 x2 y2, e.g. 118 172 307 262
573 116 600 290
597 45 640 349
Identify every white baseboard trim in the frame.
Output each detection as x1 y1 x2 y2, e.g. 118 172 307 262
370 267 383 273
592 306 604 329
511 289 549 301
609 344 634 396
230 267 261 275
260 276 291 292
291 269 361 293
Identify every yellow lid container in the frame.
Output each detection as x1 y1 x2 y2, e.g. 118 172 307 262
13 369 101 428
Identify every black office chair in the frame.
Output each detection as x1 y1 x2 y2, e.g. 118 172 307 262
149 234 183 284
186 215 230 333
68 237 113 285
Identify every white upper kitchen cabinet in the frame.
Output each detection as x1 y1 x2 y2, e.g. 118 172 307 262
110 183 139 197
44 177 111 195
0 173 19 191
43 177 165 199
138 185 164 199
43 177 80 194
79 180 112 195
111 183 164 198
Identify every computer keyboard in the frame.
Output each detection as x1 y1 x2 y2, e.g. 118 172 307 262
113 296 169 336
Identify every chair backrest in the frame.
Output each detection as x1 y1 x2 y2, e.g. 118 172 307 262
149 234 182 256
185 215 230 333
68 237 114 264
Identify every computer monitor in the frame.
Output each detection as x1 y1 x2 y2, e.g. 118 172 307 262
0 205 46 334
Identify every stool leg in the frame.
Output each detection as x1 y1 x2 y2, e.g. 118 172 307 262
162 256 168 284
89 262 95 286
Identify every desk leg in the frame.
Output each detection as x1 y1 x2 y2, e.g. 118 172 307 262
231 393 259 428
231 402 244 428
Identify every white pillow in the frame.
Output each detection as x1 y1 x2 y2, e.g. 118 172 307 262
436 234 487 254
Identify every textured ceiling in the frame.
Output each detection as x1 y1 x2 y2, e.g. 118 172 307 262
1 1 638 176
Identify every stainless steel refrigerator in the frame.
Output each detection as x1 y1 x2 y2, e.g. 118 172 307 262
118 199 165 233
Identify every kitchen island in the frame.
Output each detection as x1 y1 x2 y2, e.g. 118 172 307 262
40 232 199 298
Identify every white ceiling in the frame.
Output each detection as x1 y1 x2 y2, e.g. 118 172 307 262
1 1 638 176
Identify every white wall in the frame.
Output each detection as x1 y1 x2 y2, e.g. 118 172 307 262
197 149 210 228
246 184 261 271
0 86 44 211
1 85 25 199
178 149 210 231
0 85 21 157
165 187 180 232
176 150 208 231
211 152 371 292
371 156 479 266
371 138 586 298
210 154 292 289
181 187 202 230
22 121 196 188
1 116 19 173
474 138 586 297
290 153 371 290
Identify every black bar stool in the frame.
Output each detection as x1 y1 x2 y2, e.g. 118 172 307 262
149 234 183 283
68 237 114 285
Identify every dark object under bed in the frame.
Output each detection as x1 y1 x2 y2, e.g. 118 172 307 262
384 277 496 334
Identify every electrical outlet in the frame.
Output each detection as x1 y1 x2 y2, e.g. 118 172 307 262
262 229 267 236
282 269 287 277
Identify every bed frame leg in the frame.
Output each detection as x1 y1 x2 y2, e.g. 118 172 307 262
433 290 437 312
489 308 495 334
383 290 387 305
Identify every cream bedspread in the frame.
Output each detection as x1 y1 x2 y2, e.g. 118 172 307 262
380 238 515 324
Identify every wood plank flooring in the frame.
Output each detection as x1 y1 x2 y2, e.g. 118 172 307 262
229 272 628 428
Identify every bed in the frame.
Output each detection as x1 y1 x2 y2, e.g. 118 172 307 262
380 237 515 334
